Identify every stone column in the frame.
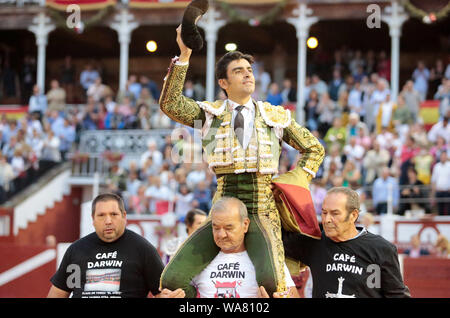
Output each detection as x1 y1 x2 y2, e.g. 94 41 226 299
110 9 139 93
287 3 318 124
198 6 226 102
28 12 55 93
382 0 408 102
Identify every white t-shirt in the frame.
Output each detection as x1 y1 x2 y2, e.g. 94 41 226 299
191 251 295 298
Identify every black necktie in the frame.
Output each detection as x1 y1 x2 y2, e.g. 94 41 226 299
234 105 245 147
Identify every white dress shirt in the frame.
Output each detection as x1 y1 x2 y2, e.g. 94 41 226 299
228 98 255 150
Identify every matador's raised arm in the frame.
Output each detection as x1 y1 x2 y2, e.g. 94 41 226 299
159 59 206 128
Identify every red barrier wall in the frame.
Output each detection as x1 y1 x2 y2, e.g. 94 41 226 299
403 257 450 298
0 245 56 298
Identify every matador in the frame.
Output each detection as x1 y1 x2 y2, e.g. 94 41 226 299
159 24 325 297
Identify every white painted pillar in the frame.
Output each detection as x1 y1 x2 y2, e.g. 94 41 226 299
28 12 55 93
198 6 226 102
382 0 408 102
287 4 318 125
110 9 139 93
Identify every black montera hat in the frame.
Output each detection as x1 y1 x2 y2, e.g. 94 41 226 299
181 0 209 51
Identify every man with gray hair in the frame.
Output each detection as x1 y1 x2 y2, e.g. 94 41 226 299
187 197 298 298
282 187 410 298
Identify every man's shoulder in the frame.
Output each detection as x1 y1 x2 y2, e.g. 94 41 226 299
123 229 156 249
257 101 291 128
359 231 397 252
197 100 227 116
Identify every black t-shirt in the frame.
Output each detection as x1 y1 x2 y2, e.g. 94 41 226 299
283 228 411 298
51 229 164 298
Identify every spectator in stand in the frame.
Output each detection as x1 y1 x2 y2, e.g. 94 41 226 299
342 159 362 188
376 50 391 82
346 112 367 139
46 79 66 114
60 56 75 103
145 175 175 214
310 178 327 215
430 136 448 163
117 96 136 128
2 119 18 145
310 74 328 96
404 234 430 258
431 151 450 215
128 185 149 215
398 135 420 185
328 69 344 102
324 117 347 151
343 136 365 169
0 153 14 203
412 147 433 185
127 74 142 103
136 103 152 130
304 89 320 131
2 135 17 161
348 80 364 118
429 59 445 100
104 104 125 130
140 139 163 172
349 50 365 78
401 80 422 120
266 83 284 106
136 87 156 111
410 122 429 149
174 183 195 220
10 148 25 180
255 64 271 98
21 55 36 104
372 166 399 214
412 60 430 101
28 85 47 121
150 109 172 129
433 234 449 258
393 94 414 138
336 90 350 123
28 127 44 160
427 111 450 144
317 92 337 136
399 167 428 215
363 140 390 186
79 63 99 95
434 78 450 117
53 116 75 161
125 170 142 197
140 75 160 101
81 97 99 130
376 93 396 134
355 125 372 151
183 79 200 100
192 180 212 213
105 95 117 113
368 79 390 131
186 163 206 190
87 77 108 103
323 161 341 189
281 78 296 105
40 127 61 170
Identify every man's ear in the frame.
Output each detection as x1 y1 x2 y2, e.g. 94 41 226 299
243 218 250 234
351 210 359 224
218 78 228 91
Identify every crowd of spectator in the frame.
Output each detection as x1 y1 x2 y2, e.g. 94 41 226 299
1 49 449 220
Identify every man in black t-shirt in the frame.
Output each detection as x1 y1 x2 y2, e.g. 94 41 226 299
47 193 185 298
282 187 411 298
